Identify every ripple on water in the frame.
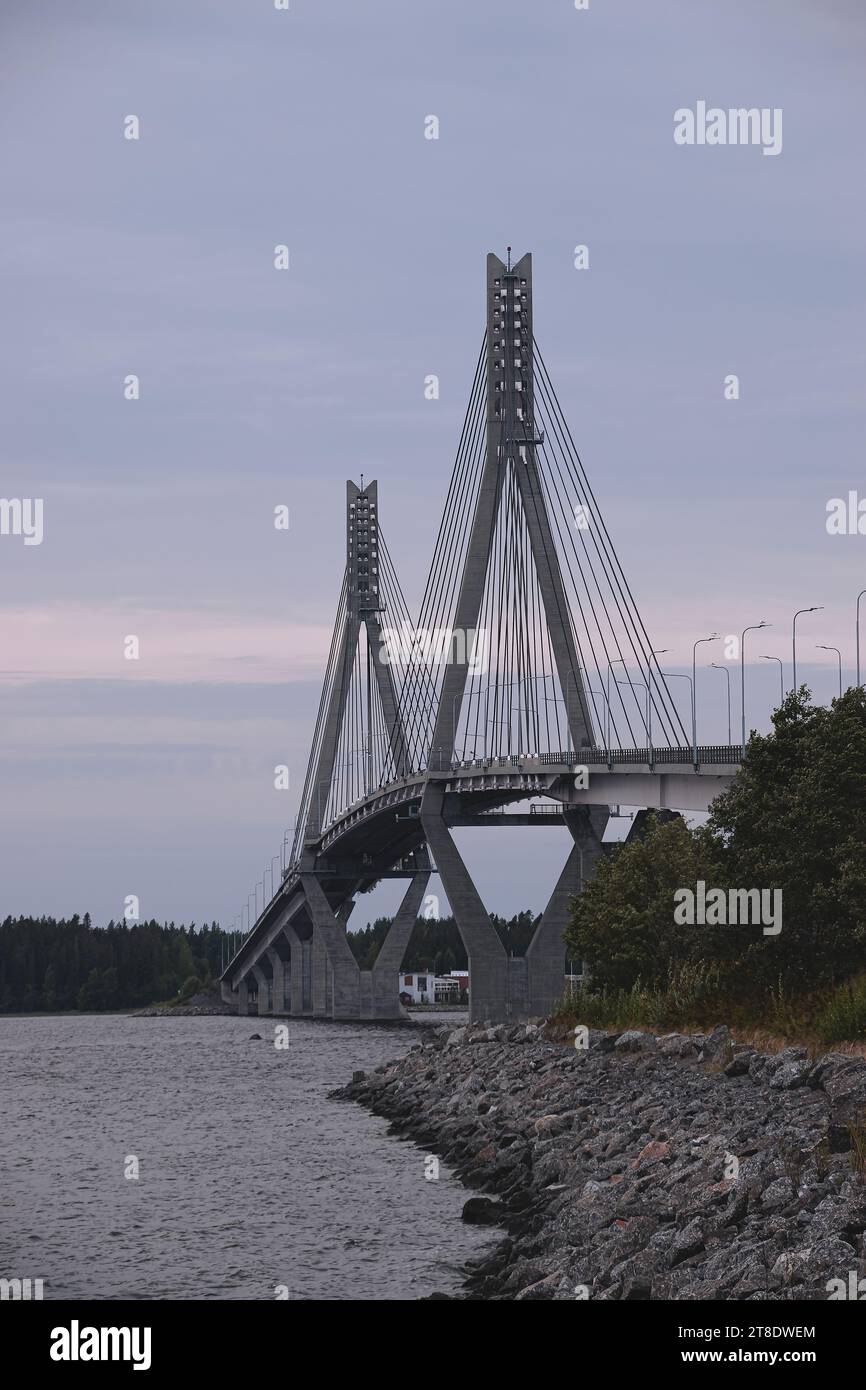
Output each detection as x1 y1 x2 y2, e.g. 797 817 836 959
0 1013 494 1300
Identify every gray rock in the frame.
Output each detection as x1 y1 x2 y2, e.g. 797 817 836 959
614 1030 656 1053
770 1060 813 1090
724 1050 755 1077
461 1196 502 1225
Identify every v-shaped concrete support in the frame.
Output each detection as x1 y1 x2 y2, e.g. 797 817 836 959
300 864 433 1021
422 785 608 1023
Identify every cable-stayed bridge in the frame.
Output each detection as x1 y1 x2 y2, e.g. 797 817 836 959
221 251 742 1023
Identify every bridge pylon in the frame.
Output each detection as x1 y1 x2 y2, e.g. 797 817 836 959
221 251 706 1025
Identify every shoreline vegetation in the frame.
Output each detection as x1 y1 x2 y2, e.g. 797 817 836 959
561 686 866 1050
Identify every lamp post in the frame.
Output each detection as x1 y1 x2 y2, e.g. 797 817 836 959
662 671 693 753
709 662 732 744
792 606 822 693
760 655 784 706
857 589 866 687
647 649 668 763
608 659 650 750
741 621 770 753
816 644 842 699
613 676 650 746
692 635 720 765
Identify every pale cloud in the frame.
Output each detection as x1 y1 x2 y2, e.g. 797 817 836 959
0 604 332 684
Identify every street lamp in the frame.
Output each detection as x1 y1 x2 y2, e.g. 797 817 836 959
759 655 784 706
816 645 842 699
662 670 693 753
792 607 823 693
692 635 720 764
647 649 669 761
741 622 770 752
608 658 650 750
857 590 866 687
709 663 732 744
613 676 650 748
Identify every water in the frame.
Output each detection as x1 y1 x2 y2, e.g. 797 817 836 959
0 1013 493 1300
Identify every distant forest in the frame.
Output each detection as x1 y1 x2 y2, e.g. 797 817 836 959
347 910 544 973
0 910 549 1013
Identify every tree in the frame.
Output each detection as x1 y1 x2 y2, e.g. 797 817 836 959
706 686 866 989
42 965 57 1012
564 815 726 990
565 687 866 998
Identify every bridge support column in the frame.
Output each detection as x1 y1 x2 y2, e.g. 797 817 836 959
280 922 306 1015
237 979 249 1016
267 948 287 1014
365 863 431 1018
524 807 608 1018
421 791 508 1023
301 874 361 1020
220 980 233 1006
311 928 328 1016
252 963 270 1016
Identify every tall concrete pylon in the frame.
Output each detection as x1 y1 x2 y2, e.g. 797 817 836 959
421 251 606 1023
426 253 594 772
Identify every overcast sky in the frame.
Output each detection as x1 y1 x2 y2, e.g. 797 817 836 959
1 0 864 928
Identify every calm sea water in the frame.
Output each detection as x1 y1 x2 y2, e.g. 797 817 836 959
0 1013 493 1300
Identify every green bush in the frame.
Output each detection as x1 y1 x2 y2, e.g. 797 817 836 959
815 976 866 1044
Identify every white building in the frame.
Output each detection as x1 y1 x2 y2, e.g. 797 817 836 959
398 971 468 1004
398 971 435 1004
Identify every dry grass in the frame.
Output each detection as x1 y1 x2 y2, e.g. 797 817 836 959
849 1112 866 1182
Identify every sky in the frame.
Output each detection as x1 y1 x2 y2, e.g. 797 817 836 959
1 0 864 929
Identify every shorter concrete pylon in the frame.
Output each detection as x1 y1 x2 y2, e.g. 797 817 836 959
365 859 431 1017
301 874 362 1020
251 963 270 1016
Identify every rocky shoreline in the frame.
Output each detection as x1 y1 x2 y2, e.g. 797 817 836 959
132 991 235 1017
334 1021 866 1300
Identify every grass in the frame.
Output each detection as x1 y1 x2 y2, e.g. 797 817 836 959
815 976 866 1045
548 968 866 1055
849 1112 866 1182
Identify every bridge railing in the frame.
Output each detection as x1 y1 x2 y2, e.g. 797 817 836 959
536 746 743 766
443 745 744 769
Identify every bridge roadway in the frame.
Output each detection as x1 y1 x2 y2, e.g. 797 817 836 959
221 746 741 1023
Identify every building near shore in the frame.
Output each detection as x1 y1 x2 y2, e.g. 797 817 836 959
398 971 469 1004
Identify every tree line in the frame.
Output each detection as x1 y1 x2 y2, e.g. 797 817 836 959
347 909 544 972
0 909 547 1014
0 917 226 1013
